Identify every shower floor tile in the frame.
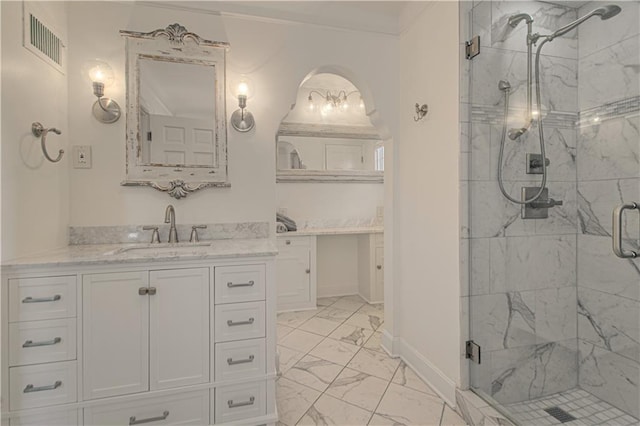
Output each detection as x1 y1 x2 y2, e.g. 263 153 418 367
505 388 639 426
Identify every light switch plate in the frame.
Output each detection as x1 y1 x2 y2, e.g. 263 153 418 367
72 145 92 169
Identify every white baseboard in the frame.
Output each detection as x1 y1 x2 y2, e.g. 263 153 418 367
381 332 457 407
317 283 358 298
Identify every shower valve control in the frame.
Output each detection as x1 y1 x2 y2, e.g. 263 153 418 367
526 153 550 174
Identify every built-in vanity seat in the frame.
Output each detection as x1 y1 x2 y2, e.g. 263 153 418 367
1 239 277 426
276 226 383 312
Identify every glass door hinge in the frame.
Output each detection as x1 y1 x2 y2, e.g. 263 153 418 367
465 35 480 60
466 340 481 364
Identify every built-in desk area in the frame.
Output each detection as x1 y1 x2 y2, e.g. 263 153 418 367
276 227 383 312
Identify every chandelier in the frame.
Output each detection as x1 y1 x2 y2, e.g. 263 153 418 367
307 90 364 114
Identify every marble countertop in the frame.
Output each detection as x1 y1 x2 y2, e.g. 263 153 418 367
2 238 278 269
277 226 383 236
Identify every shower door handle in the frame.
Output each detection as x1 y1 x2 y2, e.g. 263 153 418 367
612 202 639 259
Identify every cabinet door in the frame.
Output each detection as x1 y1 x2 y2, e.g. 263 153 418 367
373 246 384 302
149 268 209 390
276 245 311 307
83 272 149 400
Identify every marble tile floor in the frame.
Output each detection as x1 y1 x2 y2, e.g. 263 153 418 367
505 388 639 426
276 295 468 425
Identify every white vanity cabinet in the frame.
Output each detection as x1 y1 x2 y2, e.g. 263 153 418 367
83 268 210 400
2 249 277 426
276 235 317 311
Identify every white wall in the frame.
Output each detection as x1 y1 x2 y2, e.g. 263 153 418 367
66 2 398 233
1 1 69 261
391 2 461 403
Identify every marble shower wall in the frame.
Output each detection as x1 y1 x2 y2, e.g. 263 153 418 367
463 0 580 406
575 0 640 418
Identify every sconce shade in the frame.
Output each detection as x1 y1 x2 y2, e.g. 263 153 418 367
231 75 254 99
83 59 115 87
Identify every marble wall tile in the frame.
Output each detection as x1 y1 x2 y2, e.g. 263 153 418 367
470 123 492 181
461 1 474 43
578 287 639 361
469 238 492 296
578 339 640 418
491 1 578 59
461 181 471 238
535 287 577 343
469 181 535 237
579 35 640 110
461 42 472 105
470 292 536 351
472 0 492 48
490 340 578 404
472 47 577 111
578 235 640 302
533 181 578 236
490 125 577 183
490 235 576 293
578 1 640 59
461 122 471 153
577 116 640 181
577 178 640 238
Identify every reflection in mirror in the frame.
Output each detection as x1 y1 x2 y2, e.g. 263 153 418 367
139 58 217 167
276 73 383 183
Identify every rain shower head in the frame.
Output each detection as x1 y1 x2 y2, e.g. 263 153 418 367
547 4 621 41
508 13 534 28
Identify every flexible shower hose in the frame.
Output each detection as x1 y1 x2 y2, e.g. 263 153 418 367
497 38 551 204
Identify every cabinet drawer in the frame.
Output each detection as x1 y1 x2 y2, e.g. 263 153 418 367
9 319 77 366
215 264 265 304
9 276 76 322
10 408 80 426
277 236 311 249
215 302 265 343
84 390 209 426
9 361 77 411
215 338 266 381
214 380 266 423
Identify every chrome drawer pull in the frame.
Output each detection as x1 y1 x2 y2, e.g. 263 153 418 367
227 317 255 327
129 411 169 425
23 337 62 348
227 355 255 365
22 295 61 303
23 380 62 393
228 396 255 408
227 280 255 288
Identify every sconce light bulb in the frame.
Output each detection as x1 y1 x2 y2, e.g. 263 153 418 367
237 82 249 96
359 97 365 110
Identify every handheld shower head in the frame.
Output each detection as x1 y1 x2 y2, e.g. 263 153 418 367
595 4 622 20
547 4 621 41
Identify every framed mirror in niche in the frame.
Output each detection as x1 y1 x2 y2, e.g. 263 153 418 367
120 24 230 199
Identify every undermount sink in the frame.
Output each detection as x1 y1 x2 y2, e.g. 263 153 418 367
104 242 212 256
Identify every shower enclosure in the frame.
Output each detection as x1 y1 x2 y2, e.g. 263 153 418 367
462 1 640 424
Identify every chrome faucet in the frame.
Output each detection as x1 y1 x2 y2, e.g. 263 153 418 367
164 205 178 243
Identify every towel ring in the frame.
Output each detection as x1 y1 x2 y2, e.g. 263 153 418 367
32 122 64 163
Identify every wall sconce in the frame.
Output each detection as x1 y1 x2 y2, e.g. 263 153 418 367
83 59 121 124
230 76 255 132
308 90 363 115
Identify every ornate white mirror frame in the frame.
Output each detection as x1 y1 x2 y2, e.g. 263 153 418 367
120 24 230 199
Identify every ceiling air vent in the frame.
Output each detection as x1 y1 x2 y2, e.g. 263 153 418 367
23 3 66 74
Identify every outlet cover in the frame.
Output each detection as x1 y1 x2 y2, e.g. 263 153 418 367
376 205 384 219
72 145 92 169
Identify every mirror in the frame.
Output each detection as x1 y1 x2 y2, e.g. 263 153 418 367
121 24 229 198
276 73 383 183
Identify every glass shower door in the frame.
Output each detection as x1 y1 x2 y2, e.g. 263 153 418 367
464 1 640 424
